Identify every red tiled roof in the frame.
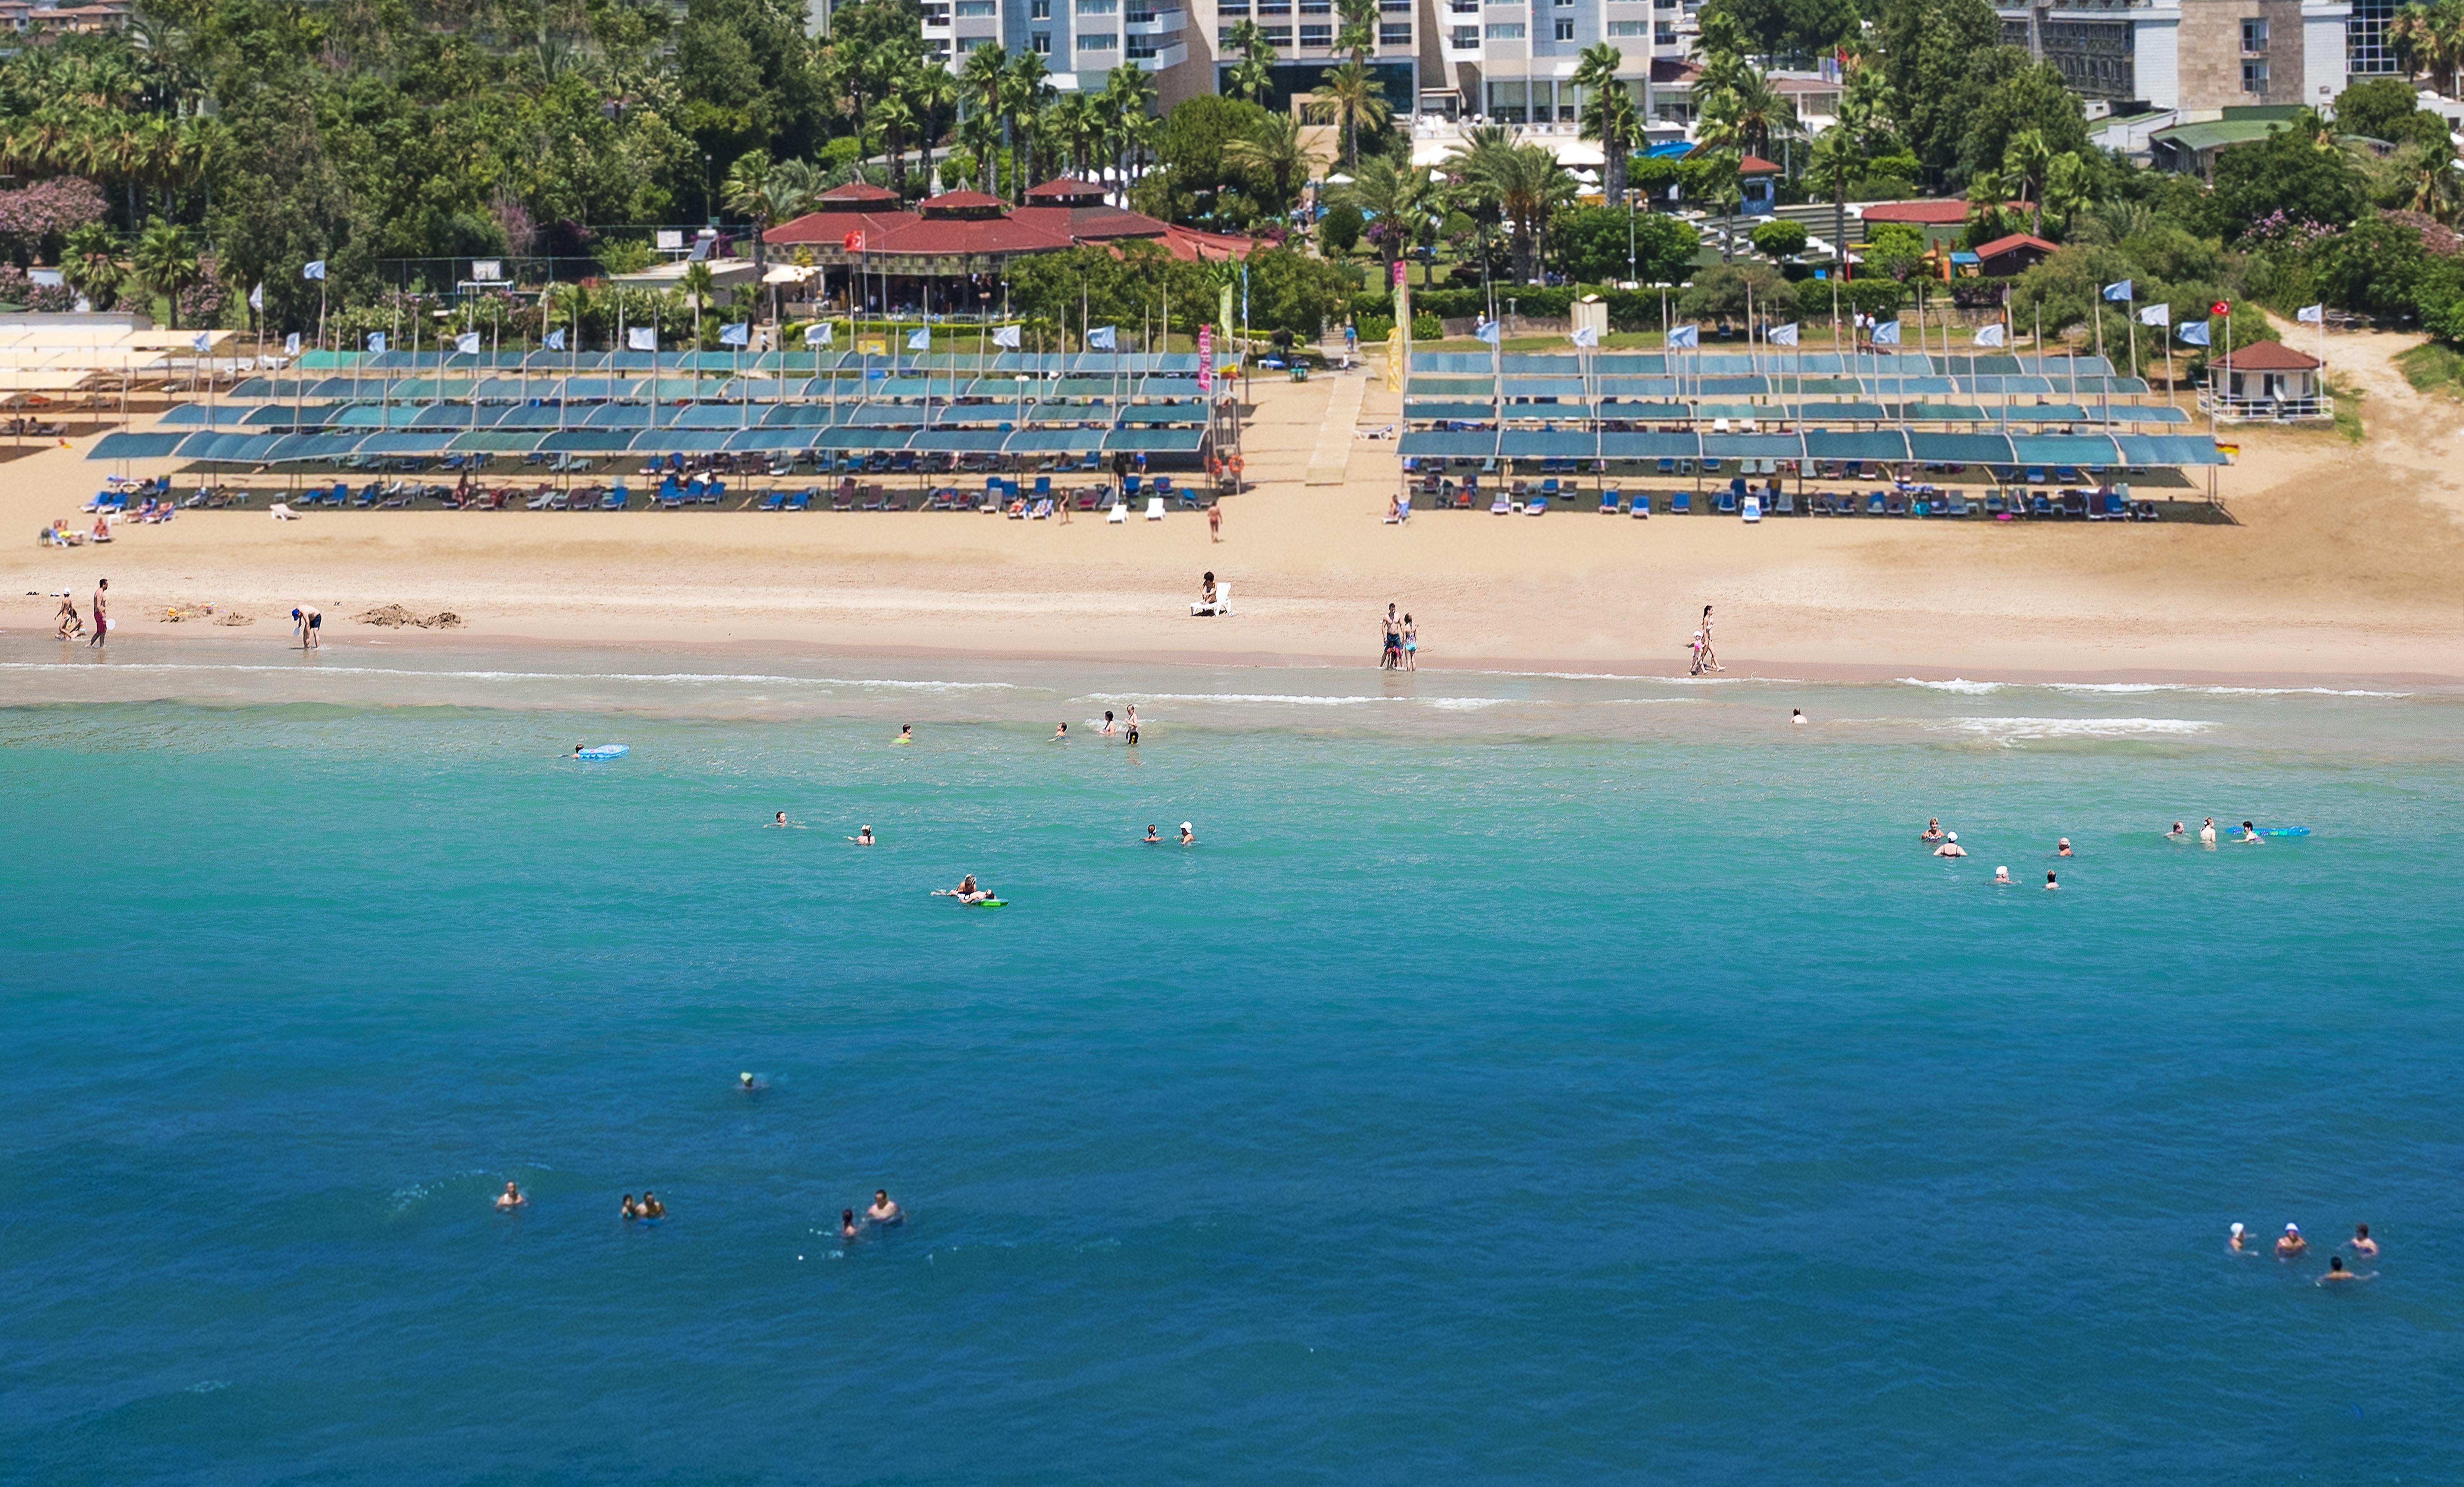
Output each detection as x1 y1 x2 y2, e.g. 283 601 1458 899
1026 176 1107 203
2216 339 2321 369
766 198 1250 261
1739 154 1781 173
1974 232 2058 258
1011 203 1170 241
919 190 1009 216
1650 58 1701 85
867 215 1077 255
766 208 909 247
1859 199 1972 225
1158 224 1255 262
817 181 900 205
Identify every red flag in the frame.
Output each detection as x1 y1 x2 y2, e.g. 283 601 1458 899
2209 301 2230 317
843 231 864 253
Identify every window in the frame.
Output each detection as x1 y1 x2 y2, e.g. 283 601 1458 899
1127 33 1159 54
1555 0 1573 7
1451 23 1479 45
1382 0 1412 10
2242 57 2268 90
1078 29 1117 47
1655 22 1674 42
954 0 995 14
921 5 951 26
1263 24 1292 42
1487 20 1524 37
1449 0 1475 10
1076 0 1116 10
1031 0 1050 13
1302 22 1332 43
1381 19 1410 42
1302 0 1329 11
1217 0 1246 10
1607 18 1645 33
1031 29 1051 49
2242 16 2267 49
1553 17 1573 37
1258 0 1289 13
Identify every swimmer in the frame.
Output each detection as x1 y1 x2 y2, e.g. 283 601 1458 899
739 1071 758 1091
895 724 913 745
2044 870 2059 890
841 1208 859 1241
1179 821 1195 846
2320 1256 2366 1284
1791 708 1806 726
2229 1222 2247 1252
2057 837 2073 857
2276 1223 2306 1259
867 1190 904 1226
621 1194 641 1220
2168 821 2187 839
639 1191 666 1219
768 811 797 828
1100 710 1117 735
1933 832 1967 858
849 825 875 845
2239 820 2263 844
1143 824 1160 843
2199 817 2217 846
2351 1223 2377 1258
1052 722 1069 740
936 874 992 904
1993 865 2011 884
1125 703 1140 745
496 1181 526 1211
1920 819 1945 843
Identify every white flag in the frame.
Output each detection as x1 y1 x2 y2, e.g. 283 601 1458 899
1087 325 1116 350
1665 323 1699 349
454 332 480 355
1474 319 1502 345
1766 322 1798 346
1570 323 1598 348
804 322 834 346
1972 322 2006 348
366 332 386 353
2296 304 2325 324
303 260 326 281
248 281 263 312
284 332 300 355
2177 321 2211 346
2138 303 2171 328
907 327 930 351
992 324 1021 349
719 321 749 347
627 327 657 351
1871 320 1902 345
190 331 209 352
545 329 566 351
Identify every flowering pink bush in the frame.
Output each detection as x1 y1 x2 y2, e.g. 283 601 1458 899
0 177 108 249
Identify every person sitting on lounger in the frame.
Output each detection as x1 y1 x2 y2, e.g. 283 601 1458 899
1200 572 1217 606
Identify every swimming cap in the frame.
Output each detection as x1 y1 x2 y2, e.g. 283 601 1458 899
740 1072 752 1081
1946 832 1956 841
2286 1223 2300 1233
2230 1222 2244 1235
1181 822 1193 831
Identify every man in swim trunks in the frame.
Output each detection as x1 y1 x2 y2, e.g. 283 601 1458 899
2276 1224 2305 1258
1144 825 1160 842
868 1190 904 1225
1125 703 1139 744
1052 722 1069 740
496 1181 526 1210
854 825 874 845
88 577 108 648
1933 832 1967 858
2322 1256 2358 1282
639 1192 666 1219
946 874 990 904
2351 1224 2377 1257
1379 603 1400 669
2169 821 2187 838
2057 838 2073 856
769 812 791 827
2044 871 2059 890
1920 819 1944 842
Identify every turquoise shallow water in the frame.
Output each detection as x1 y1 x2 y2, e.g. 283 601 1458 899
3 640 2461 1484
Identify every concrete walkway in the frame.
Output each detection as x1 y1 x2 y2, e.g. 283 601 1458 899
1305 371 1367 486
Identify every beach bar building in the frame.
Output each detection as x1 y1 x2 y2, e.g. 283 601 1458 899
2198 340 2330 422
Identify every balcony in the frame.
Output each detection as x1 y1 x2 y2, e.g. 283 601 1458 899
1126 36 1188 65
921 5 951 26
1126 5 1183 31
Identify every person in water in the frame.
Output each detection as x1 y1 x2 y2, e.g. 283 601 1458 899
841 1209 859 1242
1920 819 1945 842
1933 832 1967 858
2351 1223 2378 1258
2229 1222 2247 1252
895 725 913 745
621 1194 641 1219
740 1072 758 1091
496 1181 526 1210
2199 817 2217 846
1993 865 2011 884
867 1190 904 1226
2240 820 2263 844
2321 1256 2362 1284
2168 821 2187 839
944 874 992 904
769 811 794 828
1144 824 1160 843
1052 722 1069 740
2057 837 2073 857
2276 1224 2305 1258
853 825 875 845
1178 822 1196 846
1124 703 1140 745
2044 870 2059 891
1791 708 1806 726
639 1192 666 1219
1101 710 1117 735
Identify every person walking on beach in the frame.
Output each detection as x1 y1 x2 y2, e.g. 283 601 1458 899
1400 614 1418 670
1124 703 1139 745
88 578 108 648
1697 605 1720 672
1209 502 1222 543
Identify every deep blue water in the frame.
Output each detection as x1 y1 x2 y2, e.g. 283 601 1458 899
3 644 2459 1484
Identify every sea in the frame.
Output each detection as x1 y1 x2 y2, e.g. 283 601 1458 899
3 636 2458 1485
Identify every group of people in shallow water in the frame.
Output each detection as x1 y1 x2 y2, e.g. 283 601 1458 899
2231 1221 2379 1284
1919 818 2067 888
2167 817 2270 846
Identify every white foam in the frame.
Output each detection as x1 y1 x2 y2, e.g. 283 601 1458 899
1939 715 2217 744
0 662 1018 691
1897 677 2003 694
1078 691 1509 710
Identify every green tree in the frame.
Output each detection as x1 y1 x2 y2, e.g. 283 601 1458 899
1805 126 1857 276
2333 75 2453 146
1701 0 1861 58
2389 2 2464 96
1447 135 1578 284
1750 219 1808 259
1224 109 1322 221
1320 198 1363 255
1225 21 1277 104
1959 60 2089 191
60 221 121 310
1876 0 2002 184
1571 43 1639 206
1311 59 1392 169
130 215 199 328
2211 112 2364 240
1549 206 1701 283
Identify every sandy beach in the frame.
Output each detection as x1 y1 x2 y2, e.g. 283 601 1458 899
7 330 2461 686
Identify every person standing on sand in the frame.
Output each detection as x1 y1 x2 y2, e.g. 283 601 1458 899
302 605 321 650
1401 615 1417 670
1379 603 1401 669
88 578 108 648
1209 503 1222 542
1698 605 1720 672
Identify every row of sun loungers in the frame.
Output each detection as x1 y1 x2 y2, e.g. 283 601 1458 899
1410 478 2162 521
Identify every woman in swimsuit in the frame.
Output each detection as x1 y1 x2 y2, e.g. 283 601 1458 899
1401 616 1417 670
1920 819 1944 842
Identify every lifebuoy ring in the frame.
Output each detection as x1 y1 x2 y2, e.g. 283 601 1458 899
1227 454 1244 475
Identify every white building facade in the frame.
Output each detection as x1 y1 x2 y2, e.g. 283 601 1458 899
1997 0 2375 113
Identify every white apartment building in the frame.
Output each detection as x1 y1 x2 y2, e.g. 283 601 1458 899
1427 0 1677 125
923 0 1202 102
1997 0 2387 113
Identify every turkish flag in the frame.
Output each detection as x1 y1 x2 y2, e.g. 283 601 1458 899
844 232 864 253
2209 301 2230 317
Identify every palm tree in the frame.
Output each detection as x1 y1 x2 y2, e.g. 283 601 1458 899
1003 51 1054 201
1310 59 1391 169
1966 167 2015 242
905 60 959 195
130 217 199 329
1099 63 1158 195
1805 126 1856 283
2001 127 2055 235
721 150 780 278
60 222 122 310
1225 21 1276 105
1049 90 1103 179
1336 154 1440 270
2044 152 2095 233
1696 69 1798 163
679 260 715 347
959 42 1008 193
1224 110 1322 221
1571 43 1638 206
2393 0 2464 94
1449 136 1577 284
874 92 918 194
1336 0 1377 63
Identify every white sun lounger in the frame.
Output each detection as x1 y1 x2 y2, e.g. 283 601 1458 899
269 503 299 520
1145 497 1165 520
1191 582 1232 616
1107 500 1128 523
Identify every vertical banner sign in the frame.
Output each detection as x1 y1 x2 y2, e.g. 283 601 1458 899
1198 325 1213 393
1392 259 1410 392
